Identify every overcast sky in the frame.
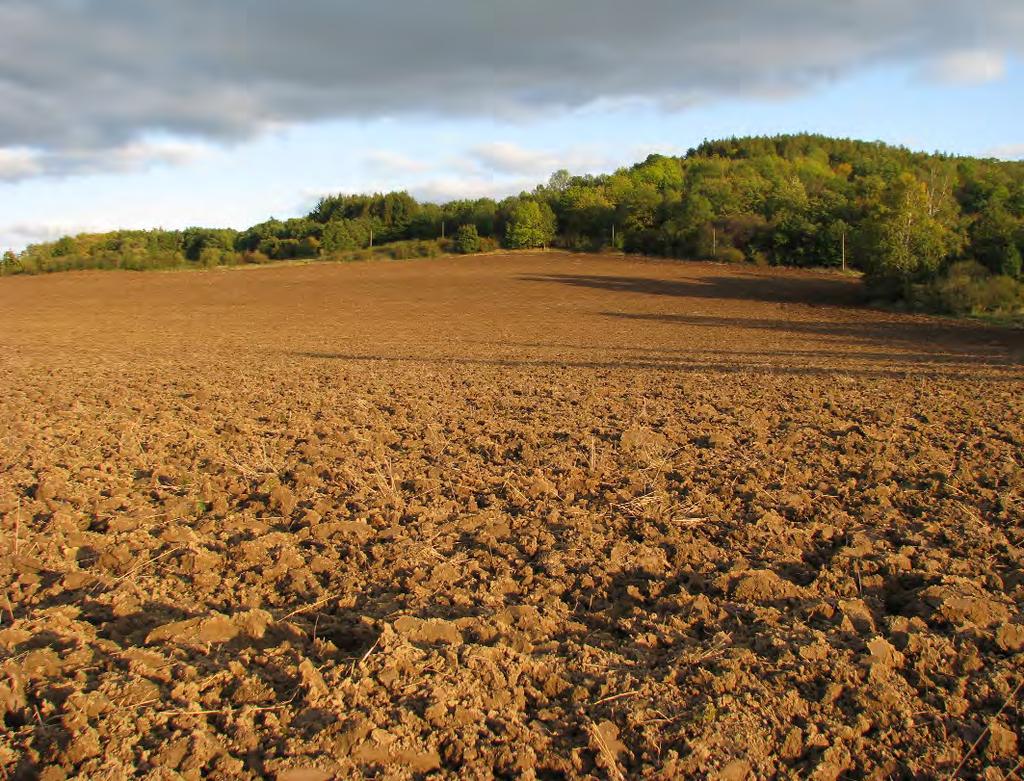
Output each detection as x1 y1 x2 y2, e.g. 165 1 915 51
1 0 1022 250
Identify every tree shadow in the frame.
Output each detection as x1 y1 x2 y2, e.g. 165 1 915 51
518 272 866 307
462 338 1020 368
518 271 1022 356
600 312 1024 360
288 350 1022 382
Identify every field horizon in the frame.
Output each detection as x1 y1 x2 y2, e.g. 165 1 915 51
6 132 1023 325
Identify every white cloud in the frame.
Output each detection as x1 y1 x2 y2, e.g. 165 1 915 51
106 139 210 171
925 49 1007 85
410 176 536 204
0 147 42 181
0 137 210 181
987 143 1024 160
362 150 430 176
0 221 96 251
471 142 559 176
470 142 618 177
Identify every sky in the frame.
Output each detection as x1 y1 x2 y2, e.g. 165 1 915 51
1 1 1022 252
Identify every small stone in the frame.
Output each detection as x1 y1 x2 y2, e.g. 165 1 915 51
780 727 803 759
277 769 332 781
730 569 802 602
986 722 1018 759
298 658 329 700
269 485 297 515
867 637 904 668
716 759 752 780
936 594 1009 627
196 614 238 644
393 616 462 645
995 623 1024 653
65 726 101 763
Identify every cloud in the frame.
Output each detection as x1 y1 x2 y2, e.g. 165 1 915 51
0 221 96 251
0 148 42 181
303 173 538 207
410 176 537 205
0 1 1022 178
362 150 430 176
987 143 1024 160
471 142 559 176
470 142 618 177
925 49 1007 85
0 138 210 182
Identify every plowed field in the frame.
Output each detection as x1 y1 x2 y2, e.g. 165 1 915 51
1 252 1023 780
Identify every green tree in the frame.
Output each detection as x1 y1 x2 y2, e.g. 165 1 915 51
199 246 227 267
505 200 556 249
183 227 238 262
321 219 372 254
236 219 285 253
454 224 481 254
547 169 571 194
861 173 962 291
969 202 1022 278
559 185 614 249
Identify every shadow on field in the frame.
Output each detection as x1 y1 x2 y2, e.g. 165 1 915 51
601 312 1024 360
289 351 1021 381
462 339 1020 368
518 272 865 307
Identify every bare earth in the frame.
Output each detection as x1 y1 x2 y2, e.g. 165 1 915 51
1 252 1023 780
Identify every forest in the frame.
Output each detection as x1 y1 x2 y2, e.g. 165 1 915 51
4 134 1024 316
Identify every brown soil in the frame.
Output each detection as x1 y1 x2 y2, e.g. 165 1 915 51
1 252 1022 780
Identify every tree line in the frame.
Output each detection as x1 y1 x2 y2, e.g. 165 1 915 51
4 134 1023 316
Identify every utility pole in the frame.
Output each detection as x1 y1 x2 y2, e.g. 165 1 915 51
441 221 445 240
841 229 846 272
611 223 615 247
712 226 717 257
369 225 373 249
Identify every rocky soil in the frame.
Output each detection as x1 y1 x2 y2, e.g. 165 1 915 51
1 252 1022 779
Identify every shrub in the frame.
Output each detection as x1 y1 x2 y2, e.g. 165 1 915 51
504 200 556 249
750 250 771 267
382 239 442 260
0 250 18 275
922 260 1024 316
199 247 224 268
454 224 481 254
716 247 746 264
417 240 442 258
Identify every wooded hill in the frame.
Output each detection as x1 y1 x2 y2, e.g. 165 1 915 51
5 134 1024 316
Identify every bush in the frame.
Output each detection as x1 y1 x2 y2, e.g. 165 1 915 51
241 251 270 264
0 250 17 275
199 247 229 268
920 260 1024 316
750 250 771 267
716 247 746 264
454 224 481 254
382 239 442 260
